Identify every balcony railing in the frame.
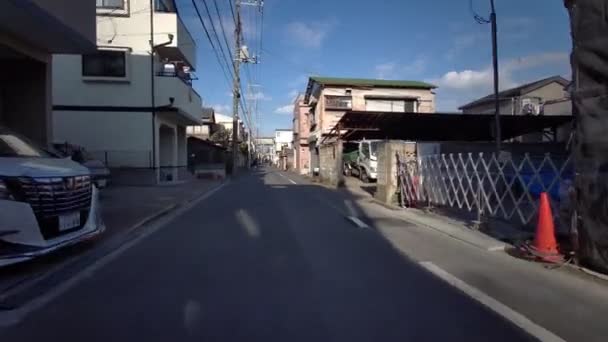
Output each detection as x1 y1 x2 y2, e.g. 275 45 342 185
156 70 198 86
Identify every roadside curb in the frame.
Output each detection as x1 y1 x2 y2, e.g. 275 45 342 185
366 198 507 252
0 181 227 311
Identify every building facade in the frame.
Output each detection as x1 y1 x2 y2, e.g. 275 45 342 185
292 94 311 175
304 76 436 175
0 0 96 145
51 0 201 184
459 75 570 142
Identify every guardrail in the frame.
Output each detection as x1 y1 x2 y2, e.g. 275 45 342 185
397 152 574 228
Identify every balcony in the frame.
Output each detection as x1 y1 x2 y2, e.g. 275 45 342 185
155 73 202 125
153 12 196 69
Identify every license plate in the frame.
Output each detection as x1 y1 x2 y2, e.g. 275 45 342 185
59 212 81 231
96 179 107 188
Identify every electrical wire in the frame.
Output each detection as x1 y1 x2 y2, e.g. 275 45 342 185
199 0 236 80
190 0 234 89
470 0 491 24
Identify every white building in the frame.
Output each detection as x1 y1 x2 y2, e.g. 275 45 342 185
51 0 202 184
275 129 293 152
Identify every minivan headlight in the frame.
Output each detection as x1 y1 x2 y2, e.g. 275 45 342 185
0 179 15 201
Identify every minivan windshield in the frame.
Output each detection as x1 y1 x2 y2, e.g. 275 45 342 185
0 127 51 158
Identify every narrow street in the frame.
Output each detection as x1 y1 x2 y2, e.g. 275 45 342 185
0 168 537 341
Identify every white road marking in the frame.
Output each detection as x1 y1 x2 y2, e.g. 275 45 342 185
344 200 358 217
419 261 566 342
235 209 260 238
277 172 297 184
0 182 228 327
348 216 370 229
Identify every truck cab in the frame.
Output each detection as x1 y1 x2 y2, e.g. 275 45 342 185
343 140 380 182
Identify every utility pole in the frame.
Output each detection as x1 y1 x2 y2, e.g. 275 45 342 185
231 0 263 175
490 0 501 153
231 0 242 175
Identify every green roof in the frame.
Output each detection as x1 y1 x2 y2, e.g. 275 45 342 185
309 76 436 89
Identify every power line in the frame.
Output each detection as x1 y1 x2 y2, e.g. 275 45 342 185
213 0 236 72
200 0 236 80
469 0 491 24
190 0 233 89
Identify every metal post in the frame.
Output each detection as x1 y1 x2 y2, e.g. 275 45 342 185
231 0 241 176
490 0 501 153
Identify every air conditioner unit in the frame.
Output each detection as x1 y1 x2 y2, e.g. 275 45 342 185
520 98 541 115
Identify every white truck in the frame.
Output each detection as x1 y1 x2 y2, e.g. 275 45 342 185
343 140 380 183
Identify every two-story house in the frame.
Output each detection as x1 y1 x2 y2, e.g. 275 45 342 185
303 76 437 174
458 75 570 142
292 94 311 175
0 0 96 145
51 0 201 184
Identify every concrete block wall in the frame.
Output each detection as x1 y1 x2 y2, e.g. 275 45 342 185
375 141 417 204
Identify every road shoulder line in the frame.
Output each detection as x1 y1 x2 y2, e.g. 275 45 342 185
419 261 566 342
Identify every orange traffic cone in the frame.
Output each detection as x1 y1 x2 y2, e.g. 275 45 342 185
530 192 562 262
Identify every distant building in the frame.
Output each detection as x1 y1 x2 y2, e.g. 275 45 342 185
304 76 437 175
275 129 293 153
459 75 571 142
459 75 569 115
293 94 311 175
187 107 215 140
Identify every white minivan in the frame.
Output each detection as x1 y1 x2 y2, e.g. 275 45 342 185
0 126 105 267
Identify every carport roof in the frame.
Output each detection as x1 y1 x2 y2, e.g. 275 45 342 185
326 111 572 142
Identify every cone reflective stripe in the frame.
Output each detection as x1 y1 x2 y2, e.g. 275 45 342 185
531 192 562 261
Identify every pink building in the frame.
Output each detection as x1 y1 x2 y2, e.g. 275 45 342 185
292 94 311 175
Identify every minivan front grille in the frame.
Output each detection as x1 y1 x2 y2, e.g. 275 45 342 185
16 176 92 239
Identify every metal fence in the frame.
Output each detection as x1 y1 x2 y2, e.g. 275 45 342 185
397 152 574 228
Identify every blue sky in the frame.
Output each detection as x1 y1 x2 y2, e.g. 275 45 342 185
177 0 572 136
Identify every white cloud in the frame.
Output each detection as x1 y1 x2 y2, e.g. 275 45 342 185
446 32 487 60
374 62 397 79
246 92 272 101
274 105 294 115
288 89 299 99
212 104 231 114
430 52 570 111
288 75 310 88
285 20 335 48
374 57 427 79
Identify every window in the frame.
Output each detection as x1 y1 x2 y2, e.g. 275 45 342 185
365 98 417 112
96 0 124 9
155 0 176 12
325 96 353 110
82 50 127 78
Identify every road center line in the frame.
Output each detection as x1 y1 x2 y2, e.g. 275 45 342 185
419 261 566 342
277 172 297 184
347 216 370 229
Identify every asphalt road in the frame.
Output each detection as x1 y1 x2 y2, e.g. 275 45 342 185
0 168 535 341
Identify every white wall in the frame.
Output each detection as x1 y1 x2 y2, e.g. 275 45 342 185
53 110 153 167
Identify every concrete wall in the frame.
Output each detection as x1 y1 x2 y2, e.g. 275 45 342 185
319 143 341 186
375 141 417 205
462 100 514 115
53 110 153 167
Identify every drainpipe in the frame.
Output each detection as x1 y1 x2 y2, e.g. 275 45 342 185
150 0 156 171
149 0 174 177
